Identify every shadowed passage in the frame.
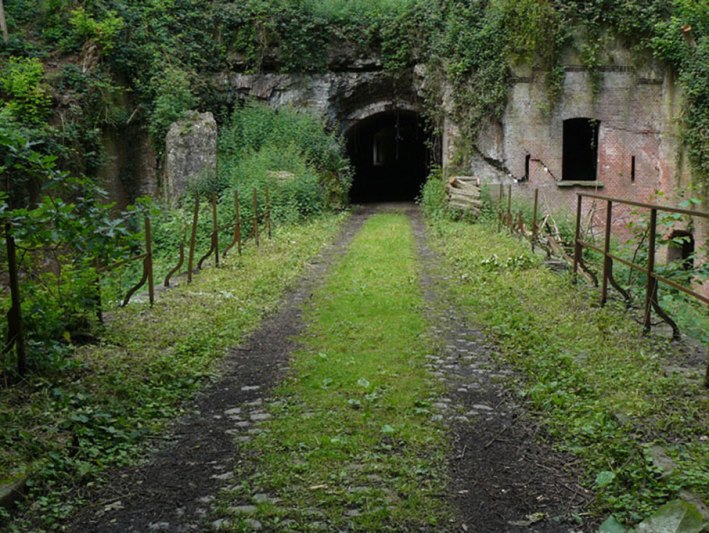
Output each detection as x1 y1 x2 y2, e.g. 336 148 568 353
346 110 432 203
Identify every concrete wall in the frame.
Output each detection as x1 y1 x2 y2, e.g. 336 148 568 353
98 123 157 210
216 67 428 135
464 42 706 296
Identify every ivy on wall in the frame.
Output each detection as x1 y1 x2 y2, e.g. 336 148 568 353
0 0 707 195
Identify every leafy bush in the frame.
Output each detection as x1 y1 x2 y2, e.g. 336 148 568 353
230 0 432 73
219 102 351 209
65 8 125 53
0 56 52 125
232 144 327 222
0 115 141 374
146 67 196 146
1 179 137 374
418 168 449 223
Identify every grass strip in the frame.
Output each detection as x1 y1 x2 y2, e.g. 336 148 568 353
427 218 708 526
217 214 450 531
0 213 346 530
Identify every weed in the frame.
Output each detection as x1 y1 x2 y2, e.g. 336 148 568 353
1 213 346 530
215 214 451 530
427 217 708 527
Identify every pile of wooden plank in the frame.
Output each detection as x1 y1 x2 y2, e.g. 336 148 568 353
446 176 482 216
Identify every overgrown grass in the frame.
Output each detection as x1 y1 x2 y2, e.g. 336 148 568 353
427 217 708 527
216 103 352 210
216 214 450 531
0 213 346 530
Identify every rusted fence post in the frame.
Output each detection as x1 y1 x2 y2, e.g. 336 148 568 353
531 188 539 252
212 193 219 268
187 195 200 283
497 184 503 232
197 194 219 270
121 216 155 307
224 189 242 258
643 208 658 332
235 189 242 255
506 185 512 230
266 186 272 240
573 195 583 284
253 188 259 247
145 216 155 305
517 210 524 234
163 240 184 288
4 223 26 376
600 200 613 305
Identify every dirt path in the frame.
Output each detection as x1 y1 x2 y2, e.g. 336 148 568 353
409 206 592 532
66 210 371 533
66 204 591 532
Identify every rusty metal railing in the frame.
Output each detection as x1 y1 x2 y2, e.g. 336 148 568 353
96 216 155 310
573 192 708 340
2 186 273 377
497 184 540 251
164 186 271 287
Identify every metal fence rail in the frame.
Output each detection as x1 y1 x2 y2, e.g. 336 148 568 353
496 185 708 386
1 186 272 378
496 185 708 339
573 192 708 340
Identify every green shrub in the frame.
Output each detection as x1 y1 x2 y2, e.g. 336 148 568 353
418 168 449 222
219 102 351 209
1 56 52 125
1 178 137 374
65 8 125 53
146 67 195 147
233 144 327 222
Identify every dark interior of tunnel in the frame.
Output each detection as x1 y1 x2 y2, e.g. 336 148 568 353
346 111 432 203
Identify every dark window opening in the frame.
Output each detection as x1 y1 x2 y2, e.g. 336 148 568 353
562 118 599 181
667 230 694 270
346 110 434 203
524 154 531 181
631 156 636 182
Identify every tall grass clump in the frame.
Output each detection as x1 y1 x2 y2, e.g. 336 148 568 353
218 102 352 217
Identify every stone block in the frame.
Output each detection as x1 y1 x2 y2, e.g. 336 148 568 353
164 111 217 204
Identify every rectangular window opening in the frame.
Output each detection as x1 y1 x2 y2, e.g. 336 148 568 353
562 118 599 181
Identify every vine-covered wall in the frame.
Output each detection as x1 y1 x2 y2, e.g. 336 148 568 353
0 0 706 202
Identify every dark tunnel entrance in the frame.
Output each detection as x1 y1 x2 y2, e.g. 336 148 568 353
346 110 432 203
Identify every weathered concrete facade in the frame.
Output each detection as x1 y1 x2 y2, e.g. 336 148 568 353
458 42 706 291
163 111 218 204
467 48 690 222
102 38 705 290
215 67 428 136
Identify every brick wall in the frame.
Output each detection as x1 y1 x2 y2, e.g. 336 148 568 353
460 46 707 297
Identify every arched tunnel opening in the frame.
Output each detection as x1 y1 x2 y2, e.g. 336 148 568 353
345 110 433 203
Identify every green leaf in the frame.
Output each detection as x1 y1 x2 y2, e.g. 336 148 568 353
381 424 395 434
598 515 629 533
594 470 616 488
636 500 705 533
